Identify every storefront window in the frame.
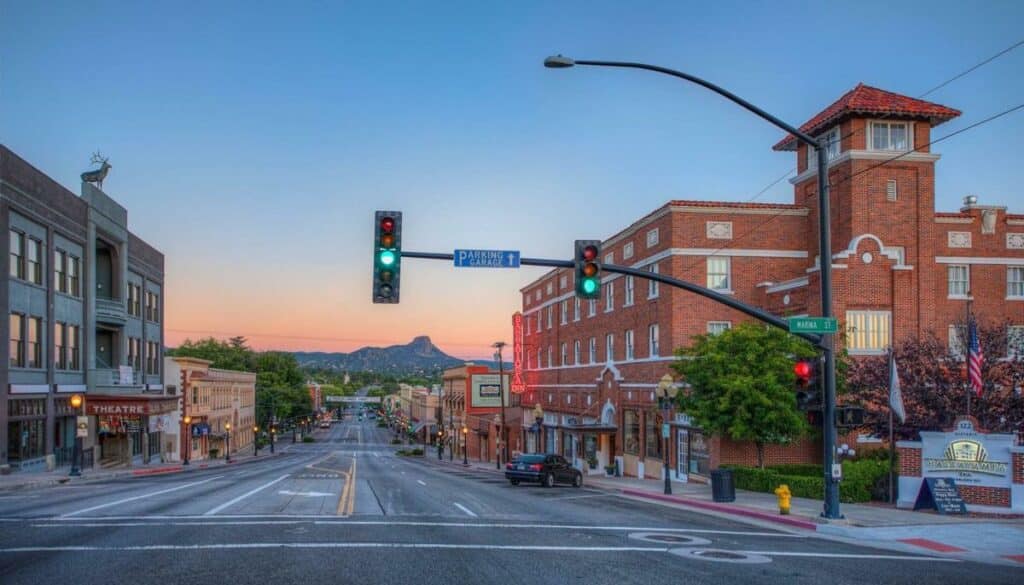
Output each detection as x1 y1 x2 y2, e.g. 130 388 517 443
7 419 45 463
688 431 710 475
584 434 597 468
545 427 556 454
645 413 662 459
623 410 639 455
561 433 573 459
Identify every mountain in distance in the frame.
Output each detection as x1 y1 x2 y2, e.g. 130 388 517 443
293 335 504 376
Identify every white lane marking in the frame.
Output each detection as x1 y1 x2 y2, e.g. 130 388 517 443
62 476 224 517
452 503 477 517
742 550 960 562
203 475 289 516
416 480 426 486
0 543 666 553
278 490 334 497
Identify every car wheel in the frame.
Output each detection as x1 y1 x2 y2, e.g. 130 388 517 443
510 479 520 485
544 473 555 488
573 473 583 488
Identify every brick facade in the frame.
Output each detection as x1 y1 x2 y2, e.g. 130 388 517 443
898 445 922 476
514 85 1023 478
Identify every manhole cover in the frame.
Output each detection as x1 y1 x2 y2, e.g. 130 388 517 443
628 532 711 546
668 548 772 564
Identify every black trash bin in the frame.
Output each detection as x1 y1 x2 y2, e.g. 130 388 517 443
710 468 735 502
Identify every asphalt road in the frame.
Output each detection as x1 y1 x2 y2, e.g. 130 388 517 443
0 415 1016 584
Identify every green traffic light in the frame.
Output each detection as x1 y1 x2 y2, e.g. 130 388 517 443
582 278 598 294
379 250 396 266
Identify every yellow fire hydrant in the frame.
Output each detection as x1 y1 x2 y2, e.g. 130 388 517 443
774 484 792 515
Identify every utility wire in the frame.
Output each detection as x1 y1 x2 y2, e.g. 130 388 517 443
919 39 1024 98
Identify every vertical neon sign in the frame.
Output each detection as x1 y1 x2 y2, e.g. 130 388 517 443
511 312 526 394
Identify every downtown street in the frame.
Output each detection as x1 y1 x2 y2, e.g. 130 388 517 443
0 415 1015 585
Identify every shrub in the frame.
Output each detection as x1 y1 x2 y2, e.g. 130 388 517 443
208 448 220 458
390 438 402 445
767 464 821 477
302 436 315 443
776 475 824 499
723 459 892 503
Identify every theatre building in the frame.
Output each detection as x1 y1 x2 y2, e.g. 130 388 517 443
2 146 169 472
516 84 1023 481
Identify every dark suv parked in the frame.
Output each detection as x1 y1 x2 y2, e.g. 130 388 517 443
504 454 583 488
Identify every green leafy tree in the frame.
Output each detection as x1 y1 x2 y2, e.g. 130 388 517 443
672 323 817 468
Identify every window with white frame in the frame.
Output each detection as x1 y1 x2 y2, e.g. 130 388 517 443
589 337 597 363
604 252 614 264
707 257 730 291
948 324 966 359
526 316 531 335
547 346 553 368
806 126 840 168
535 290 540 301
605 333 614 362
947 265 969 298
537 348 543 369
560 300 568 325
648 263 659 298
573 340 581 364
573 298 580 321
1008 266 1024 298
886 180 898 202
623 242 634 260
537 312 543 332
646 228 659 247
1008 325 1024 358
546 306 553 329
560 343 567 366
870 121 910 151
560 275 567 289
588 298 596 317
624 276 634 306
625 330 634 360
845 311 891 354
605 281 615 312
648 324 659 357
707 321 732 335
546 282 553 295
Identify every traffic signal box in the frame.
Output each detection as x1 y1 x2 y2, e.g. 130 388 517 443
794 359 820 413
373 211 402 303
574 240 602 300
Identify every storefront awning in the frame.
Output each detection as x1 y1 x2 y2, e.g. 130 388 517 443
560 423 618 434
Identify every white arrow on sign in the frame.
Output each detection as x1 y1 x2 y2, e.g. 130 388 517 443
278 490 335 497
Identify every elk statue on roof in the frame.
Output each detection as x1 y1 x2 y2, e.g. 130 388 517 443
81 151 112 189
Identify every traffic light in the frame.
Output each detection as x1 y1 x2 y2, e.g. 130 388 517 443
373 211 402 303
574 240 602 299
794 359 821 411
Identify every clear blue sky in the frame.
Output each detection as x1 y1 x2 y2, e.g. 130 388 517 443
2 1 1022 359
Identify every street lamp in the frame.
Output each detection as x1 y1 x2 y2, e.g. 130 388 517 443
462 426 469 466
493 413 502 469
224 422 231 463
182 415 192 465
493 341 508 468
656 374 678 495
437 429 444 461
544 55 842 519
69 394 83 477
533 403 544 454
270 425 276 454
253 426 260 456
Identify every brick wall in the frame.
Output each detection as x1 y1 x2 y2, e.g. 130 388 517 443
1013 451 1023 485
958 485 1010 508
898 446 921 476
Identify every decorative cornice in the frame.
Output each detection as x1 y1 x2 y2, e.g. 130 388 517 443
790 150 942 185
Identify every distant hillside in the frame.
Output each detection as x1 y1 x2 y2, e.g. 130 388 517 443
294 335 503 376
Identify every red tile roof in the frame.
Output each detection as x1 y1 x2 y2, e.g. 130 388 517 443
669 199 804 210
773 83 961 151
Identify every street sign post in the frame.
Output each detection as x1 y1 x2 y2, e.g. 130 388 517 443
788 317 838 334
453 249 520 268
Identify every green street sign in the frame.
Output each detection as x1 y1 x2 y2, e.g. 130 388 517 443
788 317 838 334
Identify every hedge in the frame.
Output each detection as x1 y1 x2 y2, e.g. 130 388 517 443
722 458 892 503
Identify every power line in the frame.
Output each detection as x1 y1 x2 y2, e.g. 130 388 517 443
919 39 1024 98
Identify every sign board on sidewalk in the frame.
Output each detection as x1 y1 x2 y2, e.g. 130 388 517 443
788 316 838 333
325 396 382 403
76 416 89 438
913 477 967 515
454 249 520 268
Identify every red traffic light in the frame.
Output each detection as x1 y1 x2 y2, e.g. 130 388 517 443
794 360 812 379
583 245 598 261
380 217 395 233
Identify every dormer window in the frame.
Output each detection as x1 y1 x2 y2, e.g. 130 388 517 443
869 121 910 151
806 126 840 168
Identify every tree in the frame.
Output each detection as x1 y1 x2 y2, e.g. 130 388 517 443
846 321 1024 440
672 322 817 468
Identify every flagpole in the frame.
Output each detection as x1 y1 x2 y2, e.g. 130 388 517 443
965 296 972 418
888 350 895 505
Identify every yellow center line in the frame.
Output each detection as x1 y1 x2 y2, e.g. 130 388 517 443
346 457 357 515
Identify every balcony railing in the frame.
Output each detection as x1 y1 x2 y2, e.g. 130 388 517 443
90 367 143 387
95 296 127 325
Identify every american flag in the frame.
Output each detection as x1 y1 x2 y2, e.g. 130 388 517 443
968 319 984 397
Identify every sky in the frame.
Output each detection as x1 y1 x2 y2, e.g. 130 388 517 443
2 1 1023 360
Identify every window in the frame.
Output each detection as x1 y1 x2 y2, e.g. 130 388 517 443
624 276 634 306
870 121 910 151
525 316 531 336
537 312 543 333
604 252 614 265
68 256 80 297
707 321 732 335
947 265 969 298
648 263 659 298
128 284 142 316
588 337 597 363
54 322 66 369
623 410 640 455
145 292 161 322
1008 326 1024 358
546 282 553 295
588 299 596 317
707 257 730 291
625 329 634 360
559 275 567 289
646 228 659 248
845 311 891 354
605 282 615 312
54 251 67 294
886 180 898 202
649 324 659 357
948 325 965 359
547 346 553 369
9 313 24 367
68 325 80 370
645 413 662 458
559 301 567 325
537 348 543 369
534 290 540 301
623 242 634 260
128 338 142 371
26 239 42 285
806 127 840 167
1008 267 1024 298
573 340 581 364
546 306 553 329
573 298 580 322
9 230 24 279
146 341 160 375
605 333 614 362
560 343 567 366
27 316 41 368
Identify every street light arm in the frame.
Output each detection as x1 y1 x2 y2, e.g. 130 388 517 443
570 60 819 147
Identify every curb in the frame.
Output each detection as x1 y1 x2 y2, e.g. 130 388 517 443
618 488 819 531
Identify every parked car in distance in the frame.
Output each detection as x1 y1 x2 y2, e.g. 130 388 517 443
319 421 330 429
505 454 583 488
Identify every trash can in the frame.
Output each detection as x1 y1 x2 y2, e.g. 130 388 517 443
710 468 735 502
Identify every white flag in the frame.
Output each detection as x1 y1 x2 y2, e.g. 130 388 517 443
889 352 906 423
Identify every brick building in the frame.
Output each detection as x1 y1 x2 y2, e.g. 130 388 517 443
515 84 1024 481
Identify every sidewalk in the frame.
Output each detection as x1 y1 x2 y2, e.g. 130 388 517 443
0 449 283 493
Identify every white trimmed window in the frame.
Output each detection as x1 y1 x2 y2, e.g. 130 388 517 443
648 324 659 357
604 252 614 264
547 346 553 368
623 242 634 260
886 180 898 202
573 340 581 364
588 298 596 317
525 294 530 307
806 126 840 167
845 311 891 354
648 263 659 298
605 281 615 312
546 282 553 295
947 265 969 298
605 333 614 362
560 343 568 366
559 275 567 289
589 337 597 363
537 348 543 369
1008 326 1024 358
625 329 635 360
546 306 553 329
624 276 634 306
537 312 543 333
870 121 910 151
948 325 966 359
707 257 731 291
560 300 568 325
1008 266 1024 299
573 298 580 321
526 316 531 335
646 228 659 248
707 321 731 335
535 290 540 301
